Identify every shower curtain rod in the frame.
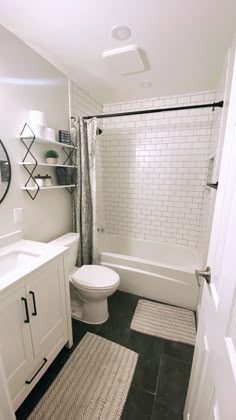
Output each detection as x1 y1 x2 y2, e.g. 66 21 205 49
81 100 224 120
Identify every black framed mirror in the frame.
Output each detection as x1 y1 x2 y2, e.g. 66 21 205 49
0 140 11 204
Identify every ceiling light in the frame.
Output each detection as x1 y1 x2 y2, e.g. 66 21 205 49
140 81 152 88
112 25 131 41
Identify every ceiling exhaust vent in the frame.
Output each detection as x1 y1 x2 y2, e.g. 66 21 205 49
102 45 145 75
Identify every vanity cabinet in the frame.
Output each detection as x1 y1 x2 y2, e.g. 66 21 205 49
0 256 69 410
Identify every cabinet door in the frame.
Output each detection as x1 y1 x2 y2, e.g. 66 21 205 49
26 257 67 360
0 287 33 405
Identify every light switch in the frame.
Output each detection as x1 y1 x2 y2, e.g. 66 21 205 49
14 208 24 223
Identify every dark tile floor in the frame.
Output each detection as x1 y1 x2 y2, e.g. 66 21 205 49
16 291 194 420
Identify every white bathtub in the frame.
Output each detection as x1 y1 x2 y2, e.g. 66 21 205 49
99 234 200 310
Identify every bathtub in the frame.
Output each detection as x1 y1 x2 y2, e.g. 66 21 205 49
98 234 200 310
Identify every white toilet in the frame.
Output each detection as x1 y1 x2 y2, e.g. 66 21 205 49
50 233 120 324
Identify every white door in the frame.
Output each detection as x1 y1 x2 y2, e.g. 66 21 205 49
184 37 236 420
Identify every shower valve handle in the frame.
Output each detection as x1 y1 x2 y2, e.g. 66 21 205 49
195 266 211 287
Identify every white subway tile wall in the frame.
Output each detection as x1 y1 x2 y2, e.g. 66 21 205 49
70 80 102 117
69 82 223 251
102 91 217 248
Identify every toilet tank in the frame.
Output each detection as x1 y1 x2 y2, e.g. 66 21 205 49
50 233 80 273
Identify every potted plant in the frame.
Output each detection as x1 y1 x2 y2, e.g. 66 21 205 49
45 150 59 164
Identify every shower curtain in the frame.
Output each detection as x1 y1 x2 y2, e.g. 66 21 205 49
71 117 97 266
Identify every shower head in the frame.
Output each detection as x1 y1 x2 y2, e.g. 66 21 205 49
97 127 103 135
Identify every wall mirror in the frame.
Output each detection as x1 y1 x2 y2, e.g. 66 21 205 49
0 140 11 204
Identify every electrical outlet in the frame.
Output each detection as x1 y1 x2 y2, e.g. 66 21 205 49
13 208 24 224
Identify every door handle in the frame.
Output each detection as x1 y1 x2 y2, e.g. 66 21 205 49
25 358 47 384
29 291 37 316
21 297 30 323
195 266 211 286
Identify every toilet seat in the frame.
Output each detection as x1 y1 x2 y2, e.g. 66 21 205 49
71 265 120 290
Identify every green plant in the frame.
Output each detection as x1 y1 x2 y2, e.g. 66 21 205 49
45 150 59 158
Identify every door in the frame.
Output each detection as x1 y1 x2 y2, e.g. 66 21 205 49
26 257 67 360
184 37 236 419
0 287 33 405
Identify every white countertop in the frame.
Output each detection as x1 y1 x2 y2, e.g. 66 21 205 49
0 238 67 294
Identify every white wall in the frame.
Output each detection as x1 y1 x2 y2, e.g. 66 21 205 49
0 25 71 241
101 91 217 249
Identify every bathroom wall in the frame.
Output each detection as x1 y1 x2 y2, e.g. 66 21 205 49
101 91 217 249
0 25 71 241
69 81 102 118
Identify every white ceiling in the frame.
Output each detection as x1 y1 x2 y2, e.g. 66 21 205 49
1 0 236 104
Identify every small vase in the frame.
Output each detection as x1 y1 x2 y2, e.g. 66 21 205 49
46 157 58 164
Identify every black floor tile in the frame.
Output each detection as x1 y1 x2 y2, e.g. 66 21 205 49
127 331 163 393
98 329 130 347
98 291 136 343
162 339 194 363
151 397 184 420
152 354 191 419
121 386 154 420
71 317 100 344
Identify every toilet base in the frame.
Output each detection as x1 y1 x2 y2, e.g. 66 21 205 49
72 313 109 325
74 299 109 325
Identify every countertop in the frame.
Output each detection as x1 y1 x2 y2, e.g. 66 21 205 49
0 238 67 295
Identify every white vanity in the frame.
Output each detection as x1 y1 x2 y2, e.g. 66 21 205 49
0 231 72 412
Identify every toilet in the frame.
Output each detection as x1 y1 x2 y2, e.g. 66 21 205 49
50 233 120 324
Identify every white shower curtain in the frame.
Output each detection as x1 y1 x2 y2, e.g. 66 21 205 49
71 116 98 266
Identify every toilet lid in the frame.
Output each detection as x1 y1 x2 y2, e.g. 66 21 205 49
71 265 120 289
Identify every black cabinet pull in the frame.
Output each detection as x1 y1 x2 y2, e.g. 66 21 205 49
29 291 37 316
25 358 47 384
21 297 30 323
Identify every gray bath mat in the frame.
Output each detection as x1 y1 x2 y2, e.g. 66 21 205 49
28 332 138 420
131 299 196 345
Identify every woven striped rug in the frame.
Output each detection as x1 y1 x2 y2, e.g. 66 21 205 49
28 333 138 420
131 299 196 345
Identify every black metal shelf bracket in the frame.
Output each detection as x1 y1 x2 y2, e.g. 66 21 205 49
19 123 40 200
62 145 76 166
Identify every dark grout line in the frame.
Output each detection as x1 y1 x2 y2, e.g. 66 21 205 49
150 345 164 420
160 351 193 365
131 383 156 396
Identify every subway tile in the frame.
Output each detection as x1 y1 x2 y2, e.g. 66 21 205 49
71 85 220 251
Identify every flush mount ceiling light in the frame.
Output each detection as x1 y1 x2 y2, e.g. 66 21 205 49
112 25 131 41
140 81 152 88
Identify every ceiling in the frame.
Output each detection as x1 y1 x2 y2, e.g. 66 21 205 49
1 0 236 104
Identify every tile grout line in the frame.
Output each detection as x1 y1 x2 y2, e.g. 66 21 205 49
150 341 164 420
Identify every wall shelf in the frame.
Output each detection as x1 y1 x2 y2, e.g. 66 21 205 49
18 122 77 200
16 135 77 149
18 162 77 169
21 185 77 191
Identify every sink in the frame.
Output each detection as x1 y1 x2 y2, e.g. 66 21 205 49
0 250 40 277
